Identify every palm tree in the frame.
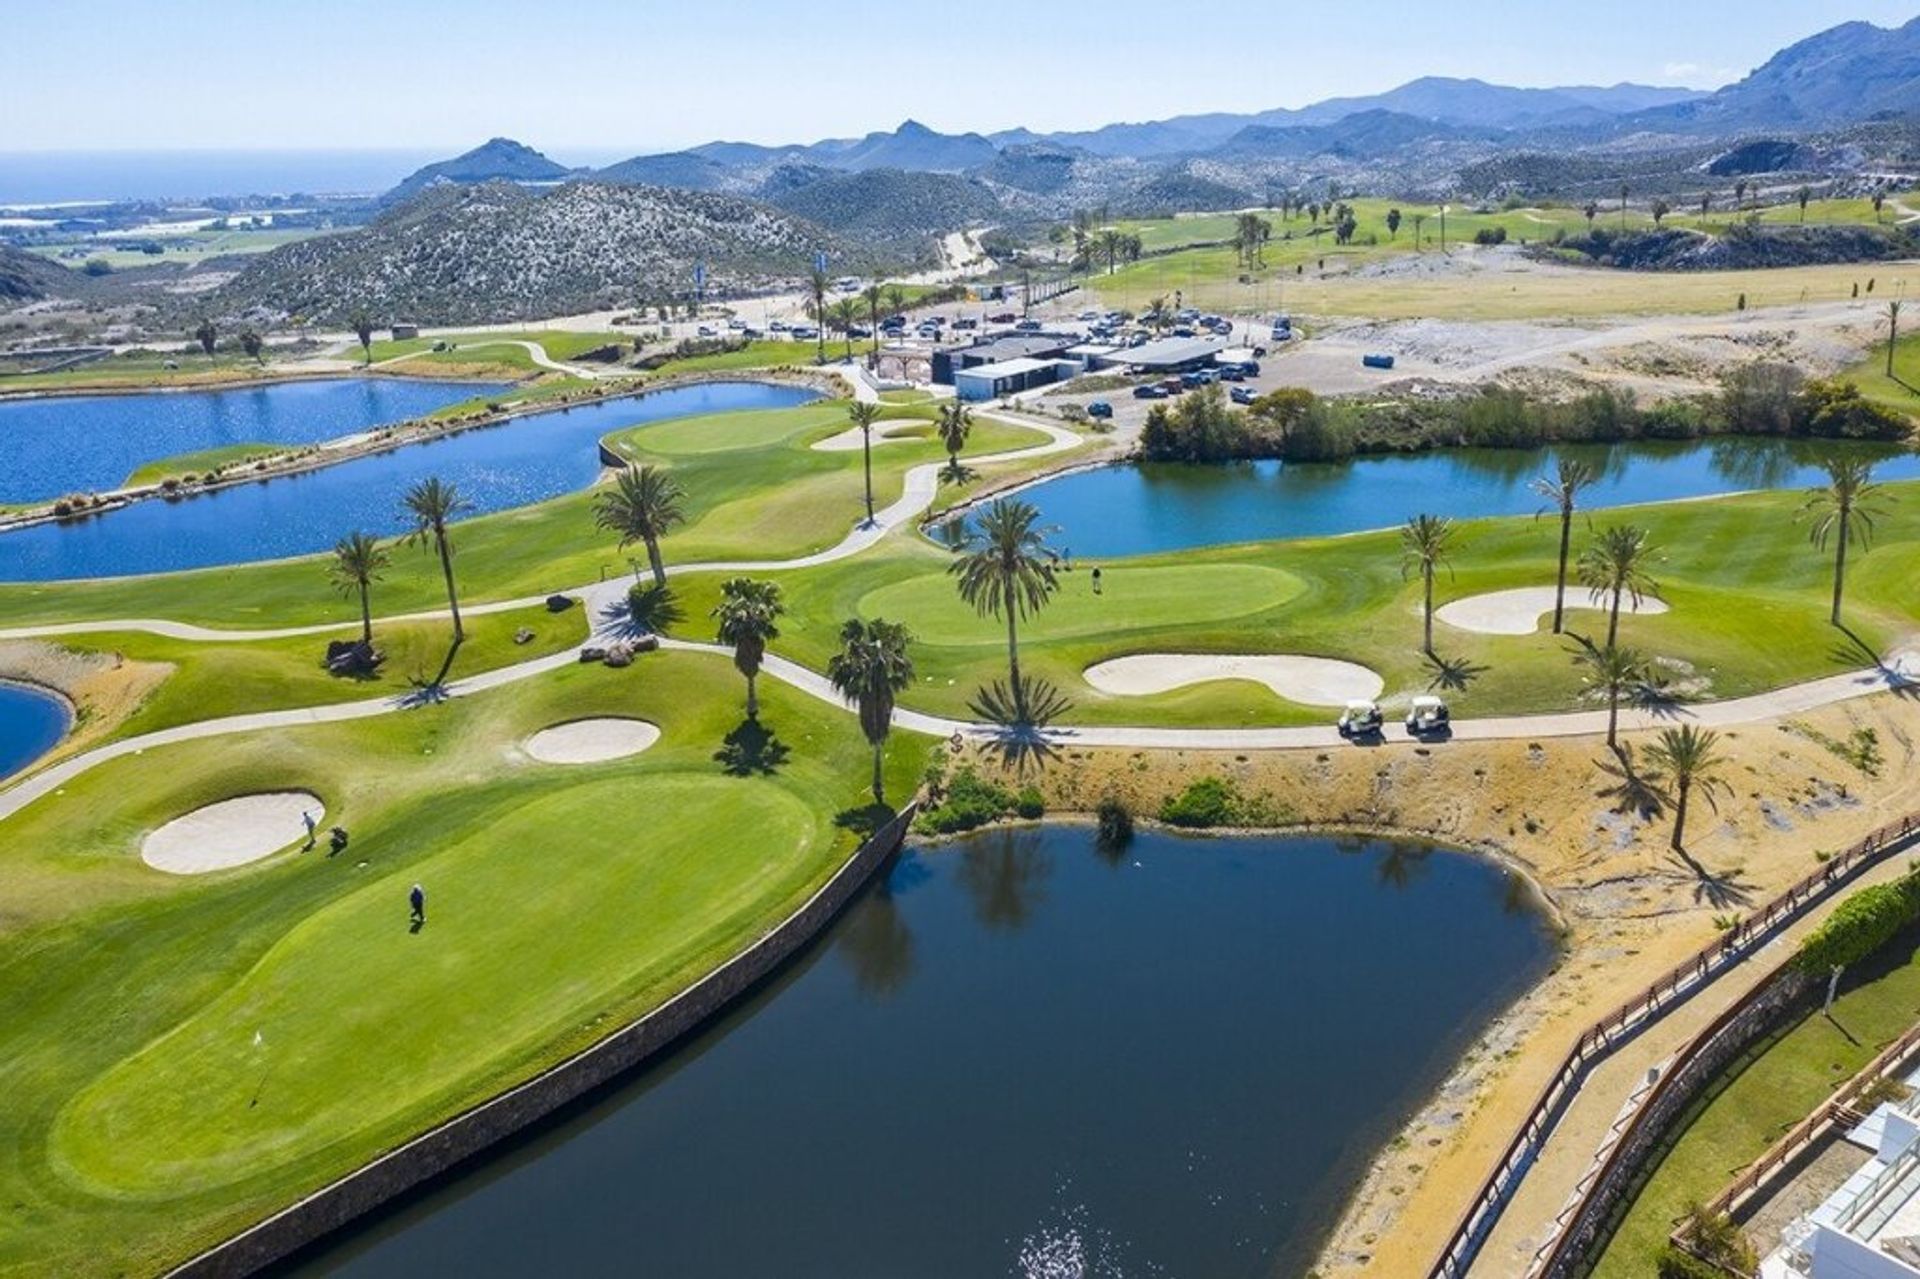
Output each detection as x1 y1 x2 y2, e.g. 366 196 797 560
1400 514 1456 656
883 284 906 325
826 617 915 801
711 578 784 719
829 297 861 360
352 311 374 366
936 399 972 482
862 283 885 361
1577 524 1660 648
328 530 389 648
1644 724 1730 853
1531 457 1600 634
1888 300 1903 378
1570 638 1647 754
805 268 829 363
400 478 471 644
593 463 687 587
948 498 1061 717
848 401 883 525
1803 457 1885 627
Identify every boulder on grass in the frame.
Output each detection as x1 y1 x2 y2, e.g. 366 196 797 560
546 594 575 613
579 645 607 664
513 627 535 645
324 639 383 675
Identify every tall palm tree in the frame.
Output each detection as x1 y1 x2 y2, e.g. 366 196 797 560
936 399 972 482
351 311 375 366
1644 724 1730 854
328 531 389 649
1531 457 1600 634
805 268 830 363
883 284 906 325
826 617 915 801
848 401 883 525
1889 300 1903 377
1570 638 1647 754
829 297 861 360
400 478 470 644
1803 457 1885 627
948 498 1061 717
1577 524 1660 648
862 283 885 361
593 464 687 588
711 578 784 719
1400 513 1456 656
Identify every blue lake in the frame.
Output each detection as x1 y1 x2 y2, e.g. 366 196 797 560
1023 437 1920 559
287 826 1552 1278
0 377 508 504
0 382 818 582
0 682 67 779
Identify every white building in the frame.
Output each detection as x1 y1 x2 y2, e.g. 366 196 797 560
1768 1090 1920 1278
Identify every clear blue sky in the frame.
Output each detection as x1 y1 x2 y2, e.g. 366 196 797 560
4 1 1915 157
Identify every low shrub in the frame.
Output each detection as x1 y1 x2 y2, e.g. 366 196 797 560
1096 796 1134 848
1160 777 1242 828
1014 786 1045 819
917 768 1018 834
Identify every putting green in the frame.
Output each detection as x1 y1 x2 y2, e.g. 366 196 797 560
855 563 1305 647
50 772 815 1197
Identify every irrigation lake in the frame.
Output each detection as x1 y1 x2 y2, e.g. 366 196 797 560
287 825 1553 1277
0 681 66 779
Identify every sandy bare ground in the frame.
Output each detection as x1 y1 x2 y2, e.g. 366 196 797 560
0 639 169 760
1083 653 1384 707
141 791 322 875
1438 587 1670 637
523 718 660 764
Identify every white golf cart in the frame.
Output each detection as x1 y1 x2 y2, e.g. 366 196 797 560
1405 695 1451 737
1337 699 1383 738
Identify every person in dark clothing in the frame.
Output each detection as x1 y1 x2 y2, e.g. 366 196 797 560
409 883 426 925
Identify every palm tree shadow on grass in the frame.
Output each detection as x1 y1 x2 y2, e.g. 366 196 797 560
833 802 898 839
1423 650 1490 693
1830 624 1920 699
714 718 790 776
618 583 684 639
400 637 465 705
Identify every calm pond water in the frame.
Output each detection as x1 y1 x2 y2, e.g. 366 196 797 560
286 826 1552 1278
0 382 818 582
0 378 507 504
0 682 67 779
1026 437 1920 559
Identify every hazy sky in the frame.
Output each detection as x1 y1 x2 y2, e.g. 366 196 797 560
5 1 1915 157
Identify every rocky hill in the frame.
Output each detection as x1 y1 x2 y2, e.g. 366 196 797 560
382 138 576 206
0 246 72 302
218 181 875 326
763 169 1001 252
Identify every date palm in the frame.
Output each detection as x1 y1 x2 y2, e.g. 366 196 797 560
351 311 374 366
1803 457 1885 627
400 478 470 644
862 283 885 361
848 401 883 524
711 578 784 719
936 399 972 482
1532 457 1599 634
1570 638 1647 754
826 617 915 801
948 498 1060 719
1400 513 1456 656
593 464 686 588
327 530 389 648
1644 724 1730 854
805 268 829 363
1577 524 1660 648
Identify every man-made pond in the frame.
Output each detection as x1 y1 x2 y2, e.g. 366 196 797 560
286 825 1553 1277
0 382 817 582
1025 437 1920 559
0 682 67 779
0 377 507 505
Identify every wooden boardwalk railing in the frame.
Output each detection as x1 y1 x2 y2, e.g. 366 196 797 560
1427 812 1920 1279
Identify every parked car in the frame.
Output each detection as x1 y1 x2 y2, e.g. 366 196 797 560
1086 400 1113 419
952 317 978 330
1078 310 1100 321
1159 376 1186 394
986 311 1018 324
770 320 789 332
697 325 717 337
1217 367 1245 382
791 325 819 340
1172 325 1196 337
727 318 747 331
741 327 764 340
1405 696 1450 736
1132 384 1168 400
1337 700 1383 738
1238 360 1262 377
1230 385 1256 405
1014 319 1042 332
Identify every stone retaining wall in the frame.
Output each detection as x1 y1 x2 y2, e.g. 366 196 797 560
168 803 917 1278
1543 965 1818 1277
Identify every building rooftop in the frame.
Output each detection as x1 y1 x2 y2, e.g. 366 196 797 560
954 334 1079 363
1126 335 1229 368
957 356 1054 380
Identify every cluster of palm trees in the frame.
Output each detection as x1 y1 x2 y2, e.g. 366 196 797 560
325 477 472 671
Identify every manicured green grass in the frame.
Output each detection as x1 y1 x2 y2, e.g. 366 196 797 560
1591 926 1920 1278
0 649 926 1276
643 339 823 375
123 443 287 487
1843 330 1920 418
668 480 1920 728
0 402 1072 629
48 603 586 747
364 329 628 367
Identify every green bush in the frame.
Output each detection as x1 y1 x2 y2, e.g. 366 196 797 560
1096 796 1134 848
917 768 1017 834
1796 871 1920 974
1160 777 1243 828
1655 1245 1723 1279
1014 786 1045 820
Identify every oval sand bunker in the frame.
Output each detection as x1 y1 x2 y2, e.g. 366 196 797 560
142 791 323 875
525 718 661 764
1437 586 1669 636
1084 654 1383 707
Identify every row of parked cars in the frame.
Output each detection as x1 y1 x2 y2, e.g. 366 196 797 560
1336 696 1451 740
1130 360 1264 400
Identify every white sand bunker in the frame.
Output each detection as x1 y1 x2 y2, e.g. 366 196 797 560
1437 586 1669 636
524 717 661 764
142 791 322 875
1084 654 1384 707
